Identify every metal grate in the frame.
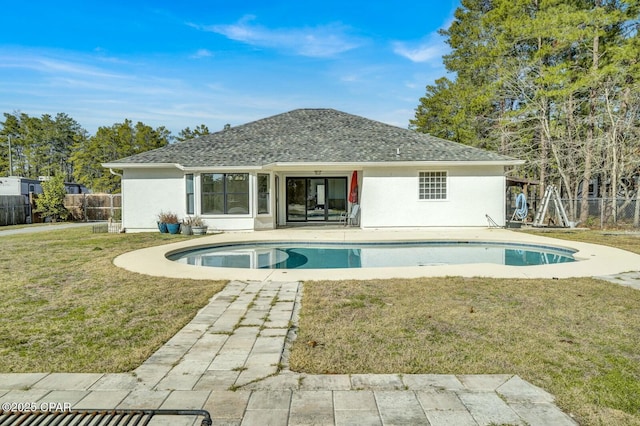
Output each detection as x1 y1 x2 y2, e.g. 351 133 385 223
0 409 212 426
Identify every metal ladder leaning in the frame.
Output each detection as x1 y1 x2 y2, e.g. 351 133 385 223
533 185 570 227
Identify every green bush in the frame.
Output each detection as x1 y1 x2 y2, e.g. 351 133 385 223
34 175 70 222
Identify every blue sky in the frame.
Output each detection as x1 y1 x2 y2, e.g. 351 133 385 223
0 1 458 136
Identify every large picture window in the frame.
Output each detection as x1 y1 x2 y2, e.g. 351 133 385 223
419 171 447 200
201 173 249 214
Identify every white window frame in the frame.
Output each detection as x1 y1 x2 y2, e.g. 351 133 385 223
419 171 448 200
185 174 195 215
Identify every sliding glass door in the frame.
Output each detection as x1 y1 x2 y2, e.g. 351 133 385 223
286 178 306 221
286 177 347 222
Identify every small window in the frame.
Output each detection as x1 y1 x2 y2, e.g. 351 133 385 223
419 171 447 200
185 174 194 215
257 174 270 214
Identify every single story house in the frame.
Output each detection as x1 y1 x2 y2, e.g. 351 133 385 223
103 109 523 232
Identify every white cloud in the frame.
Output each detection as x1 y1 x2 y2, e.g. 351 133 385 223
392 31 449 64
0 52 126 79
190 49 213 59
340 74 359 83
194 16 362 58
0 47 312 134
337 65 385 85
393 43 444 63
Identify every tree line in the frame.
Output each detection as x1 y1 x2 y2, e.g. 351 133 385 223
0 112 210 193
412 0 640 223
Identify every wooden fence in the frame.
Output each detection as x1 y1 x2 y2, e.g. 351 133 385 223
64 194 122 222
0 196 29 226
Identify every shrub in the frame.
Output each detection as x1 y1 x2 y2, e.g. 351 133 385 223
34 175 70 222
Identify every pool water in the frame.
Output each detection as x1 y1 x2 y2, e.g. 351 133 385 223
168 241 576 269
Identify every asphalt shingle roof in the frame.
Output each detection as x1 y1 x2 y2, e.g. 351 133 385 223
108 109 518 167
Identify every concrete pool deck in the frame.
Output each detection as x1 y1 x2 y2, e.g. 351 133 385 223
114 227 640 281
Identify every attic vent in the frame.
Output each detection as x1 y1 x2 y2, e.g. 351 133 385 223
223 123 231 131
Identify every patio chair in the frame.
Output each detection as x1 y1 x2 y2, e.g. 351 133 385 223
340 204 360 226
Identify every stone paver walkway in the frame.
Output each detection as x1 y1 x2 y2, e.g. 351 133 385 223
1 280 578 425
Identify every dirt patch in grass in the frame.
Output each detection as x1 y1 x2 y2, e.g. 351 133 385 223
0 228 226 373
290 277 640 425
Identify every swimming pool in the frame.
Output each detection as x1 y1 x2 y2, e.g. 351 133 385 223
167 241 577 269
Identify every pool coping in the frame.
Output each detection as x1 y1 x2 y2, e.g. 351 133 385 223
114 227 640 281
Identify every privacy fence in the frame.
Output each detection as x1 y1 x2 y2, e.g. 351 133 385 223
64 194 122 222
0 196 29 226
0 194 122 226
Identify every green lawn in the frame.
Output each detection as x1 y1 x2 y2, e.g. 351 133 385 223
0 227 226 373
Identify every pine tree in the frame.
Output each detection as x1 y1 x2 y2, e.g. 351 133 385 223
413 0 640 223
176 124 210 142
70 120 170 193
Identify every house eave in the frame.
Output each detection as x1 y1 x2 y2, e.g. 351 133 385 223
102 162 185 170
181 165 264 172
103 162 266 172
103 159 524 172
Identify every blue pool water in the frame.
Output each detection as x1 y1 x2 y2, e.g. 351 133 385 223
167 241 577 269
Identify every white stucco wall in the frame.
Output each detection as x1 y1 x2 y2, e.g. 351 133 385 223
121 165 507 231
121 169 266 232
359 166 506 227
121 168 185 231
